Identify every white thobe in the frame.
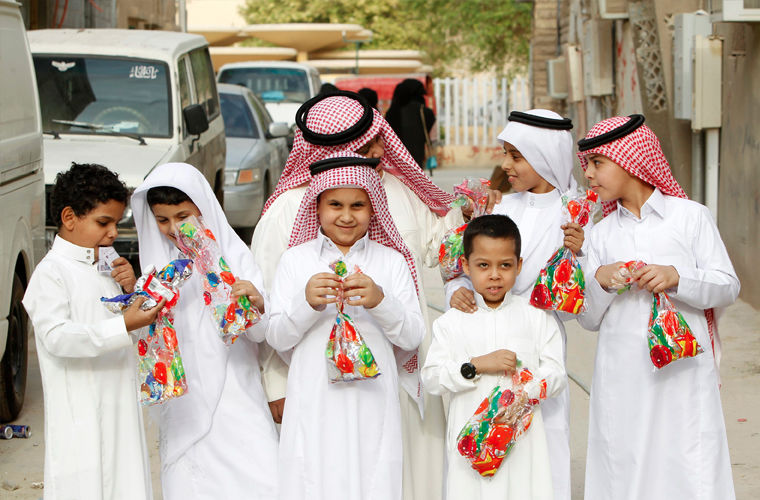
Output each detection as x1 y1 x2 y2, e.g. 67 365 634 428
252 175 461 500
579 189 739 500
157 262 278 500
267 232 424 500
422 292 566 500
444 189 576 499
22 236 152 500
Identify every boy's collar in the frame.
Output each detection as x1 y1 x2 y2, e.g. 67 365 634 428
616 187 665 223
317 228 370 257
52 235 96 265
473 290 513 311
520 188 560 208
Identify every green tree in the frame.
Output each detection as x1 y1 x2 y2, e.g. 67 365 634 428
240 0 532 75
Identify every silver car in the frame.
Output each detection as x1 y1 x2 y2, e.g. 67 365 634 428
219 83 290 242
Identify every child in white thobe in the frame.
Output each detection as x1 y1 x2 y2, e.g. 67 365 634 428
254 92 461 500
267 155 424 500
578 115 739 500
131 163 278 500
445 109 581 499
424 214 566 500
23 163 159 500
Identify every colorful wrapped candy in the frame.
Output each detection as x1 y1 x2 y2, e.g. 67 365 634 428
456 363 547 477
613 260 703 369
325 259 380 383
175 215 261 345
101 259 192 406
438 178 491 282
530 189 599 314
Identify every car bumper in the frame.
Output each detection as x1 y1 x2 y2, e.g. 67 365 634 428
223 181 264 228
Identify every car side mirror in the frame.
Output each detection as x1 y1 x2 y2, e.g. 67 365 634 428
267 122 290 139
183 104 209 136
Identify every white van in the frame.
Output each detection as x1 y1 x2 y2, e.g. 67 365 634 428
217 61 322 129
28 29 226 260
0 0 45 421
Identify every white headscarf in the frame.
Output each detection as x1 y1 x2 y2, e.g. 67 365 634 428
497 109 577 193
132 162 261 466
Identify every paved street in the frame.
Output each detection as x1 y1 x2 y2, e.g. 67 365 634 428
1 166 758 499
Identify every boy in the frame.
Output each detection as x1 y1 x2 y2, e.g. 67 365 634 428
22 163 161 499
578 115 739 499
130 162 278 499
445 109 581 499
267 153 425 500
423 214 566 499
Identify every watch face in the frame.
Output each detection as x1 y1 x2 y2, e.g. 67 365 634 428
461 362 476 379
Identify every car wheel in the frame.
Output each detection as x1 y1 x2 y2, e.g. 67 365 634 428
0 273 28 422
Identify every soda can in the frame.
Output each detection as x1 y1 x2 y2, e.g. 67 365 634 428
8 425 31 438
0 426 12 440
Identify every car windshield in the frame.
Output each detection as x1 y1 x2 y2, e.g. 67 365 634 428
220 92 260 139
33 55 171 137
219 67 310 104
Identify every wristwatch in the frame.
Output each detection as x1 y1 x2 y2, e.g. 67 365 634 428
461 361 477 380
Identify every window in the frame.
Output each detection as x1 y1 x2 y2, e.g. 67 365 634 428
188 48 219 120
220 93 259 139
218 67 311 103
33 55 171 137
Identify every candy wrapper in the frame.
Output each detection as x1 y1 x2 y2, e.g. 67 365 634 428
612 260 703 369
100 259 192 406
175 215 261 345
456 363 548 477
438 178 491 282
530 189 599 314
325 259 380 383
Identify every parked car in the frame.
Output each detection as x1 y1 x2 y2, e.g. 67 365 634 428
218 83 290 242
0 0 46 421
217 61 321 131
28 29 226 262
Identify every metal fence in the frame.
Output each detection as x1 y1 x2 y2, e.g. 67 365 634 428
433 76 531 146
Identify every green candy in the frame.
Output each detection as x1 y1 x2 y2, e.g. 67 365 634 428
171 356 185 380
332 260 348 277
359 344 375 367
219 256 231 272
238 294 252 309
178 223 196 238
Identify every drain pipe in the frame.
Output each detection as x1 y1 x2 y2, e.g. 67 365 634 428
704 128 720 220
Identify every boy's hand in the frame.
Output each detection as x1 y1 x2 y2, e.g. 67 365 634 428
595 262 626 290
471 349 518 376
561 222 585 254
123 296 165 332
461 189 503 220
633 264 679 294
111 257 137 293
268 398 285 424
231 279 265 313
450 287 477 313
343 273 384 309
305 273 342 310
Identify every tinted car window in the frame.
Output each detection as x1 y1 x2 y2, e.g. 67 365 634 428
33 55 171 137
189 48 219 119
219 67 310 103
220 93 259 139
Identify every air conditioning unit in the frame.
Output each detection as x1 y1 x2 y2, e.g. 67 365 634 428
709 0 760 21
692 35 722 130
599 0 628 19
673 12 711 120
547 57 568 99
582 19 614 96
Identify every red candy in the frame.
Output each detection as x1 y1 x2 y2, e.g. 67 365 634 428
138 339 148 356
650 344 673 368
153 362 168 384
336 352 354 374
458 434 477 458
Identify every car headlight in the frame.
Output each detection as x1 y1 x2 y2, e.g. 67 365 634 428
235 168 261 184
225 170 237 186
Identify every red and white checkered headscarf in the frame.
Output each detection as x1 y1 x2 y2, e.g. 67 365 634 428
263 94 454 216
578 115 687 216
288 153 419 294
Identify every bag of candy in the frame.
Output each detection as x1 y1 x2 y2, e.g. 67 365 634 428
530 189 598 314
101 259 192 406
325 259 380 383
175 215 261 345
438 178 491 282
456 363 548 477
611 260 703 369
